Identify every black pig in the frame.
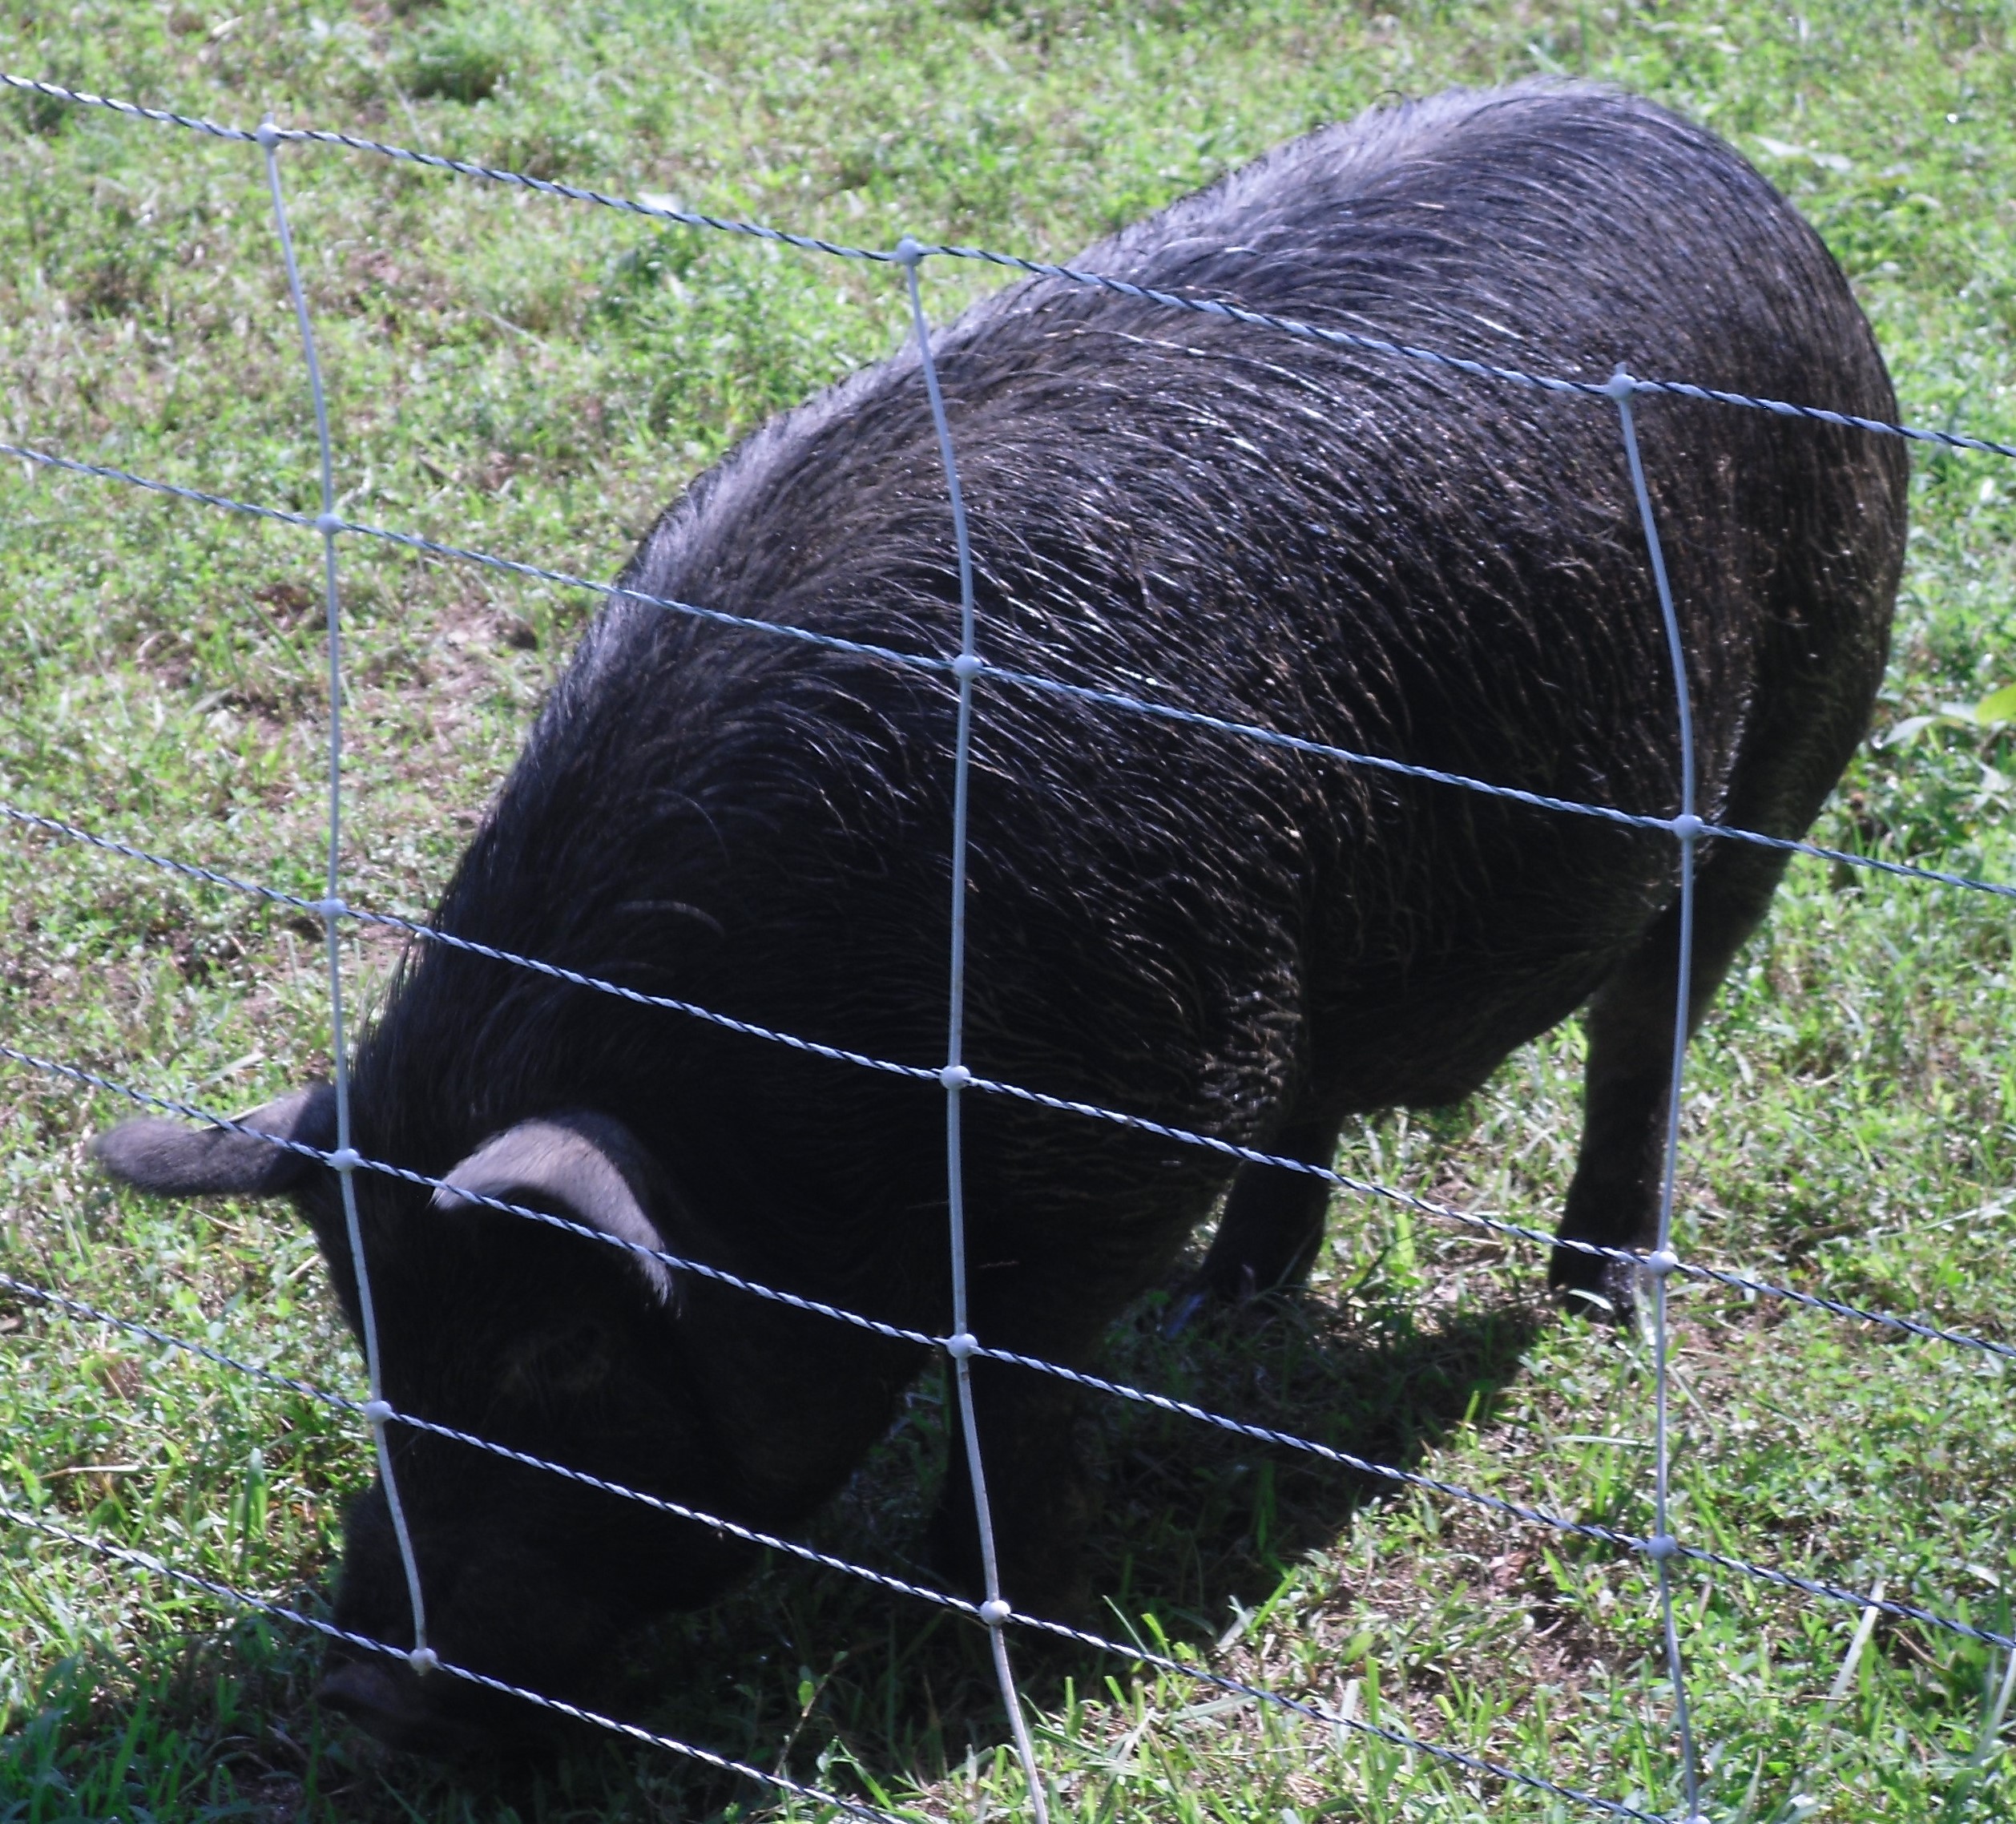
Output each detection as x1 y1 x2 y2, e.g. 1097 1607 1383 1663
95 81 1906 1753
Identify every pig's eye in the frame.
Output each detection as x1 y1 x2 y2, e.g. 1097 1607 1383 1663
502 1319 615 1401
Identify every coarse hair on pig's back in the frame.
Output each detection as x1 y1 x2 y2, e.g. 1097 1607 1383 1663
599 87 1581 623
1069 79 1679 274
586 75 1777 704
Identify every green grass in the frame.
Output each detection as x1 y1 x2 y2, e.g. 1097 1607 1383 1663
2 0 2014 1818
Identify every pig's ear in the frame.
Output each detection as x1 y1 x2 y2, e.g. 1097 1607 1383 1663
429 1112 679 1305
91 1084 338 1197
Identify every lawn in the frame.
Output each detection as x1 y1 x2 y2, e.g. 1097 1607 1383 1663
1 1 2013 1819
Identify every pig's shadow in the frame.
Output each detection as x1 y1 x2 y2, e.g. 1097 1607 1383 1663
0 1273 1547 1823
531 1270 1551 1819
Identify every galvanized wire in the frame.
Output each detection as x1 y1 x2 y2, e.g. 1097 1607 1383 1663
0 1489 1680 1821
906 240 2016 462
9 63 2016 1822
7 71 2015 462
1613 369 1704 1822
0 1500 916 1823
0 812 2008 1371
897 236 1051 1823
12 1259 2010 1656
257 121 432 1672
0 73 891 262
0 1267 990 1617
8 435 2014 908
6 1060 2010 1659
0 70 262 142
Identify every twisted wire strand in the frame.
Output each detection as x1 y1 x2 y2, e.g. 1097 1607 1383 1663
276 127 892 265
6 1071 2011 1657
9 437 2013 908
0 1501 915 1824
0 843 2008 1369
0 1495 1671 1824
7 71 2015 464
0 73 889 261
0 1269 986 1619
14 61 2012 1818
1 440 314 526
0 70 260 141
1 816 2010 1368
903 237 2016 460
0 1388 1657 1824
0 1269 353 1410
962 1331 2016 1650
0 1039 946 1350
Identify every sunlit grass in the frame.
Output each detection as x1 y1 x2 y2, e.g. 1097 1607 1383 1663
2 1 2013 1818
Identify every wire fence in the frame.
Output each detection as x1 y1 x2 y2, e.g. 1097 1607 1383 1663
2 69 2012 1824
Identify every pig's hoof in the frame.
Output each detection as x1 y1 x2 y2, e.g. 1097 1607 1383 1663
1165 1223 1322 1329
1164 1261 1266 1336
1547 1243 1639 1324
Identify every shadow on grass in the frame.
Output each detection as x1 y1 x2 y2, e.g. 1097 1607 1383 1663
0 1615 365 1822
0 1281 1546 1822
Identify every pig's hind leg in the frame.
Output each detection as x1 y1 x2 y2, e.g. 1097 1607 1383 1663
1552 836 1794 1314
1173 1111 1347 1325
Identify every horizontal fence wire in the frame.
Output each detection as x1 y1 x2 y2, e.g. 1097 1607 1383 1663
8 62 2015 1818
6 71 2016 464
0 1275 1702 1821
0 1492 1672 1824
0 1266 1000 1620
7 1259 2008 1822
3 1059 2010 1659
2 806 2010 1371
0 74 893 262
0 1502 915 1824
7 436 2015 910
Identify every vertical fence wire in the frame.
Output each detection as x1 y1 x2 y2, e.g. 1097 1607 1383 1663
898 236 1052 1824
257 119 433 1669
26 92 1955 1811
1611 368 1705 1820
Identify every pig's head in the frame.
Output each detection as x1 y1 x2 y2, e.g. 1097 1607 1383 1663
91 1088 758 1757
